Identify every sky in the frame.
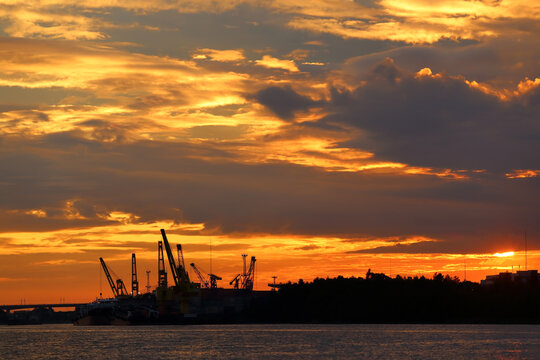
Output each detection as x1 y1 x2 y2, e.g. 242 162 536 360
0 0 539 304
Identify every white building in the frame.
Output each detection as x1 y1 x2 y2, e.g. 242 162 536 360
480 270 540 286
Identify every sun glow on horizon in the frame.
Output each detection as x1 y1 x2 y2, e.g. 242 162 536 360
493 251 515 258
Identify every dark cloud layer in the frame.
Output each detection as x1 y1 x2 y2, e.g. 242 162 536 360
1 130 538 254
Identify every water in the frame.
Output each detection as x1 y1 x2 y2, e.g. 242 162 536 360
1 324 540 359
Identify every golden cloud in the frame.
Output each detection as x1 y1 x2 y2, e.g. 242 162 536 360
1 0 538 44
287 0 539 43
192 48 246 62
0 38 257 138
255 55 300 72
506 170 540 179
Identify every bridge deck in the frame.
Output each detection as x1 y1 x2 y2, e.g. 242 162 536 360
0 303 86 311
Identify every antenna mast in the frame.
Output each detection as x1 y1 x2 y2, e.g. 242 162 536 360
131 253 139 296
525 230 528 271
242 254 247 283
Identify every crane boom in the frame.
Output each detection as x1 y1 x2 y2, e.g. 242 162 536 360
160 229 179 287
230 274 241 289
189 262 221 288
190 263 209 288
100 257 118 297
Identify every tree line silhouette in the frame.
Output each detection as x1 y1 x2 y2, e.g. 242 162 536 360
249 270 540 323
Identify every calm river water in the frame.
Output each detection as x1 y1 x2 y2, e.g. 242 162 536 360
2 323 540 359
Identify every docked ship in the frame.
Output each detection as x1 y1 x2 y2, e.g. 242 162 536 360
74 298 123 325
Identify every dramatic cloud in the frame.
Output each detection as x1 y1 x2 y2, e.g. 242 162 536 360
321 58 540 172
2 131 538 248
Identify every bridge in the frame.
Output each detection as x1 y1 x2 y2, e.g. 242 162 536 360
0 303 87 311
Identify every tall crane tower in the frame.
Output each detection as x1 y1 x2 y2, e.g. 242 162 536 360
131 253 139 296
158 241 167 288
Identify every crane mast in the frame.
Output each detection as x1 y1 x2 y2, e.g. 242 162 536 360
100 257 118 297
158 240 167 288
242 254 247 279
146 270 151 293
160 229 180 287
131 253 139 296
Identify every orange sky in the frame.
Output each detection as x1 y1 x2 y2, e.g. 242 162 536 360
0 220 535 304
0 0 539 304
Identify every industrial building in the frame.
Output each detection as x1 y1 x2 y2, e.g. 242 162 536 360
480 270 540 286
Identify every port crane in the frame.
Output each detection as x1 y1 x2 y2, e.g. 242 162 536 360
229 255 256 290
100 257 128 298
190 263 222 289
160 229 180 287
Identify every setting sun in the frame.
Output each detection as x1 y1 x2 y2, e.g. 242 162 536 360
493 251 515 258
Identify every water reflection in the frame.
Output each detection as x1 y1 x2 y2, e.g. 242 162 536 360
1 324 540 359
